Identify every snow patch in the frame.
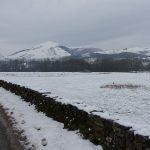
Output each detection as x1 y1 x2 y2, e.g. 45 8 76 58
0 88 102 150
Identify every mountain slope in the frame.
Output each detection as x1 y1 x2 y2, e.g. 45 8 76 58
8 42 71 61
71 47 150 60
6 41 150 61
94 47 150 56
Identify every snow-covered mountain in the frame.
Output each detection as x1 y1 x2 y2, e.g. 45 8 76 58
70 47 150 61
7 41 71 61
6 41 150 61
94 47 150 56
70 47 104 57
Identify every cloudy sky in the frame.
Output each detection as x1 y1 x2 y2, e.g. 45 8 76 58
0 0 150 55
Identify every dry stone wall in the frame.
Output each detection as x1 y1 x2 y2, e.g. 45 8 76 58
0 80 150 150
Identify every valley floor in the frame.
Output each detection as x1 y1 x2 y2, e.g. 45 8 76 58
0 72 150 137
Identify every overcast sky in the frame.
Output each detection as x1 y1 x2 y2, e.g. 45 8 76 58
0 0 150 55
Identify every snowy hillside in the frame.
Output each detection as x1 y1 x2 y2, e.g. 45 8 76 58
5 41 150 61
94 47 150 56
70 47 150 60
7 41 71 61
70 47 104 57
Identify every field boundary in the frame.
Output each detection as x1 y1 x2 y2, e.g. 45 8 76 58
0 80 150 150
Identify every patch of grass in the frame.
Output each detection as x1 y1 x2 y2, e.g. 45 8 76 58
100 83 144 89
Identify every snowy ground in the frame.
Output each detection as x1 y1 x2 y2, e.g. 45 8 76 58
0 72 150 137
0 88 102 150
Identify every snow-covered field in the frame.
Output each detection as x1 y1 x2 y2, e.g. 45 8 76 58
0 88 101 150
0 72 150 138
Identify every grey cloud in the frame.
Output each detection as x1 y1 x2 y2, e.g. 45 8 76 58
0 0 150 55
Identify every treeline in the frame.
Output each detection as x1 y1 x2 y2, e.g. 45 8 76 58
0 58 150 72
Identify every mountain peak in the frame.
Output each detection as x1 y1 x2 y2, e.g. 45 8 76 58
32 41 59 50
7 41 71 60
5 41 150 61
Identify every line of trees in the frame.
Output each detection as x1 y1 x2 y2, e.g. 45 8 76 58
0 58 149 72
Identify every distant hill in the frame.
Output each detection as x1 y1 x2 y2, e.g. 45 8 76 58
0 41 150 72
5 41 150 62
7 41 71 61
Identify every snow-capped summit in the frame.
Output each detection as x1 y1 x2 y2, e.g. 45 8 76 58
6 41 150 62
32 41 59 50
8 41 71 60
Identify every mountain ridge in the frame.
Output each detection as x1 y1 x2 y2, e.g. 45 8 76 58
3 41 150 61
7 41 71 61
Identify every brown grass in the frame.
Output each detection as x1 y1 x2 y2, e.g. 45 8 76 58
100 83 144 89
